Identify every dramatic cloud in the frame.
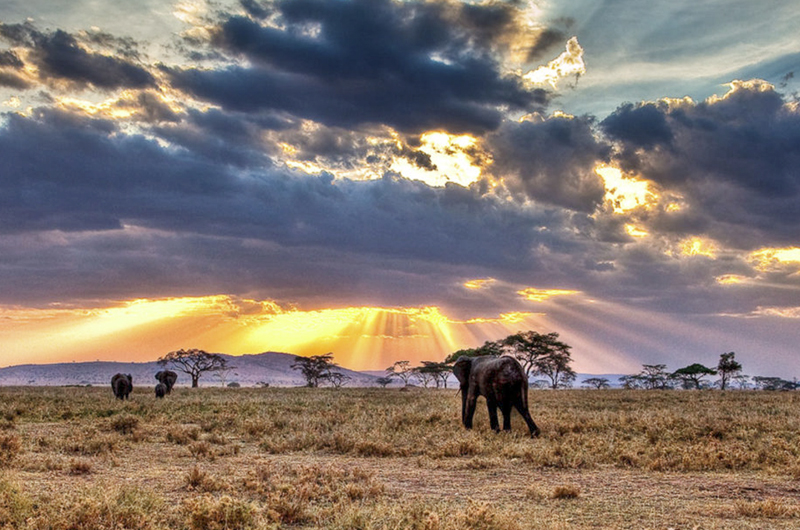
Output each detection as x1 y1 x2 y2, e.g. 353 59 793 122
486 114 610 212
602 81 800 249
166 0 550 133
0 24 154 90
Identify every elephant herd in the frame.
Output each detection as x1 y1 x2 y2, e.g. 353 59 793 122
110 370 177 400
109 356 541 437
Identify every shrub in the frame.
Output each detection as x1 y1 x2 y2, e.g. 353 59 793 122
185 495 257 530
110 414 139 435
69 458 93 475
0 434 21 467
552 485 581 499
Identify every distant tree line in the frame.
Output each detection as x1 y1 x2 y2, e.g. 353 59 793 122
616 352 798 391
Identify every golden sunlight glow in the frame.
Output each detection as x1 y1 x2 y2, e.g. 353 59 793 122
680 237 717 258
463 278 496 290
749 247 800 272
625 224 649 238
523 36 585 88
596 164 656 213
55 91 184 121
0 296 546 371
716 274 748 285
517 288 580 302
390 130 486 187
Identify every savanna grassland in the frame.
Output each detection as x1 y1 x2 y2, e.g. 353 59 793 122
1 386 800 529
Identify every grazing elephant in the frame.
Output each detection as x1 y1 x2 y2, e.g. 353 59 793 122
154 370 177 394
453 355 540 437
155 383 167 399
111 373 133 400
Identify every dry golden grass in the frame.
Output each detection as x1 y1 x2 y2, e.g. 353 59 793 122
0 386 799 528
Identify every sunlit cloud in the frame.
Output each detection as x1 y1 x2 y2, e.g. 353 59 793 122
749 247 800 273
596 164 656 213
625 224 649 238
517 287 581 302
390 131 486 187
716 274 748 285
679 237 717 258
463 278 496 290
523 36 585 88
752 306 800 319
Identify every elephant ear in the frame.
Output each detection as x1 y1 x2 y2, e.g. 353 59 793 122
452 356 472 387
155 371 163 380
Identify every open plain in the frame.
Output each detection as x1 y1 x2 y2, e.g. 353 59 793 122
1 386 799 529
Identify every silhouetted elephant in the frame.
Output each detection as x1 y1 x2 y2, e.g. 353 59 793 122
154 370 177 394
155 383 167 399
111 373 133 400
453 356 540 437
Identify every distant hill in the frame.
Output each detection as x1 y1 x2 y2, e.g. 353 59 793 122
0 352 378 388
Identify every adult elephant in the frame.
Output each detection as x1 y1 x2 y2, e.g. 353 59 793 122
111 373 133 400
154 370 177 394
453 355 540 437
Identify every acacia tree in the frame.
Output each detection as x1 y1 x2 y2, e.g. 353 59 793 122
504 331 570 379
375 376 393 388
291 353 337 387
673 363 717 389
532 343 576 389
158 348 227 388
416 361 452 388
639 364 674 390
386 360 414 386
582 377 611 389
717 352 742 390
327 371 351 389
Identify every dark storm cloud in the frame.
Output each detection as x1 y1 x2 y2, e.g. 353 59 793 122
0 24 154 89
167 0 549 133
602 82 800 249
600 102 672 149
485 115 610 212
0 107 572 304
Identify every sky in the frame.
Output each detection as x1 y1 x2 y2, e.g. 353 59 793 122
0 0 799 376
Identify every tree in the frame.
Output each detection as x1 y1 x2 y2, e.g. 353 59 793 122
412 366 435 388
717 352 742 390
215 364 237 387
531 343 576 389
291 353 337 388
443 341 503 363
582 377 611 389
327 371 351 389
375 376 393 388
639 364 674 390
158 348 227 388
504 331 570 379
416 361 452 388
386 360 414 386
619 374 643 389
752 376 796 391
673 363 717 390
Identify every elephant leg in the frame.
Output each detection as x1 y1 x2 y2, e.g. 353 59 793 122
464 392 477 429
514 399 540 437
501 403 512 431
486 398 500 432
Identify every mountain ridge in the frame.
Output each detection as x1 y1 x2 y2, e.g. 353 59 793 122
0 352 379 388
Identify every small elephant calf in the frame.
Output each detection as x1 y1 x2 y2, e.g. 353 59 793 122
155 383 167 398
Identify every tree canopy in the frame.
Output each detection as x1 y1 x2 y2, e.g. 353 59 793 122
158 348 227 388
291 353 339 388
